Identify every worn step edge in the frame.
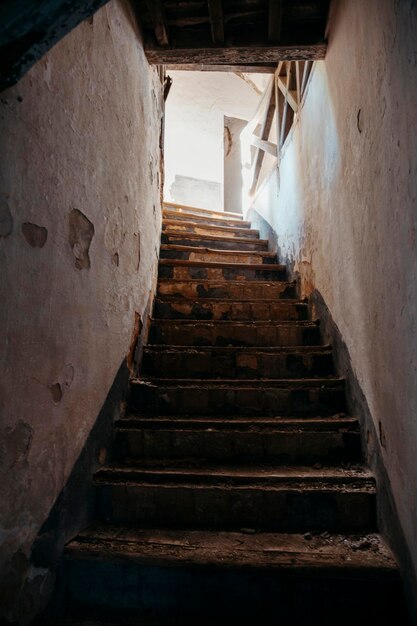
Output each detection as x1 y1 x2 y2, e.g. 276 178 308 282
160 244 276 258
65 526 398 576
159 259 286 272
132 377 344 388
94 464 375 489
163 211 251 228
163 202 243 219
153 297 306 306
162 219 259 236
115 416 359 431
162 232 268 246
144 344 329 353
149 319 317 327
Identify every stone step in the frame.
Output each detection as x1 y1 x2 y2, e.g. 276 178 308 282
148 320 321 347
94 464 375 532
113 416 361 464
160 244 277 265
162 219 260 239
163 209 250 229
158 259 287 282
157 279 297 300
153 297 308 321
161 231 269 251
66 526 405 625
130 378 346 416
65 527 404 625
164 201 243 219
142 345 333 378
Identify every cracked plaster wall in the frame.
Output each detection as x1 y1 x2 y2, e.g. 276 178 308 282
249 0 417 607
0 0 163 620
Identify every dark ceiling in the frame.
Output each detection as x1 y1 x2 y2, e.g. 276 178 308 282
0 0 330 91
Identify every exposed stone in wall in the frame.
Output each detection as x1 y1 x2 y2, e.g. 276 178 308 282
22 222 48 248
68 209 94 269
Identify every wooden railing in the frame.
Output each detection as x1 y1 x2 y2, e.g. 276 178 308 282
249 60 313 195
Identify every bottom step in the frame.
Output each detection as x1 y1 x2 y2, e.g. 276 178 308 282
64 526 406 626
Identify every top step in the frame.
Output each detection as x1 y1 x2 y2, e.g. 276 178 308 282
164 201 244 220
163 209 250 230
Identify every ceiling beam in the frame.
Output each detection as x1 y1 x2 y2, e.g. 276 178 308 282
165 63 276 74
145 0 169 47
208 0 225 45
268 0 282 42
145 44 327 65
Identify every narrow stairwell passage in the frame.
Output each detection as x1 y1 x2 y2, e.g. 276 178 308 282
63 203 407 625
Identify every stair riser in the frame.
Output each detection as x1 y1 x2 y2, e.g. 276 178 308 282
96 483 375 532
163 211 250 229
114 429 361 464
142 350 333 378
130 385 346 416
161 233 268 251
162 223 259 239
65 559 402 625
158 264 287 282
148 323 321 347
153 300 308 321
160 248 276 265
158 281 297 300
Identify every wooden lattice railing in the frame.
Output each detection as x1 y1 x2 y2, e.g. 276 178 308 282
249 60 313 195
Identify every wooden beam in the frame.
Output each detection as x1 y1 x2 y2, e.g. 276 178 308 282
208 0 224 45
165 64 276 74
145 44 327 65
145 0 169 47
250 85 276 194
277 75 298 112
268 0 282 42
251 137 278 157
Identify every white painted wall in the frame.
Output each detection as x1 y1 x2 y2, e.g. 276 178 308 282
250 0 417 603
164 71 267 210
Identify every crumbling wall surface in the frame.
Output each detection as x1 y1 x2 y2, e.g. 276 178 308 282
250 0 417 609
0 0 162 621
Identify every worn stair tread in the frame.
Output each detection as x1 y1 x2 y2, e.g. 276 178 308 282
160 243 275 257
162 231 269 246
116 416 359 431
66 525 397 576
163 212 251 228
162 219 259 236
95 463 375 490
154 296 306 305
164 201 244 219
133 377 343 388
144 344 329 353
159 258 286 271
150 319 317 327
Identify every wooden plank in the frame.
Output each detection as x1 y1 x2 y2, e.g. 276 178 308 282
250 86 277 194
208 0 224 45
165 64 276 73
277 75 298 112
251 137 278 157
145 0 170 47
145 44 327 65
268 0 282 42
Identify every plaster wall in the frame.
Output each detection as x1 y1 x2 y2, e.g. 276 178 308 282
250 0 417 600
0 1 163 619
164 70 265 210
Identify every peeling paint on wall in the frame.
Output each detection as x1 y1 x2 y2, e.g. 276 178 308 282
21 222 48 248
68 209 94 270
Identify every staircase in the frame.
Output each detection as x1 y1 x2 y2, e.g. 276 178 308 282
63 202 406 625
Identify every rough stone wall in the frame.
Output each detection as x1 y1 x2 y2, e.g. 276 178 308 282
0 1 163 620
249 0 417 609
